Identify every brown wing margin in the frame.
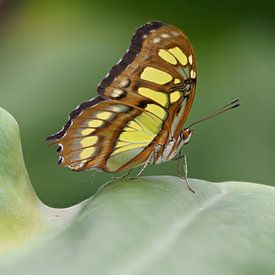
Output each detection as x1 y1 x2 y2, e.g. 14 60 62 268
97 21 164 95
47 21 166 142
47 96 104 141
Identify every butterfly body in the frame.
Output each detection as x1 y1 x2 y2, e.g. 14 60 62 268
47 21 197 174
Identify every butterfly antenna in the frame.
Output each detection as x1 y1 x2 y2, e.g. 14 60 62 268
186 98 240 129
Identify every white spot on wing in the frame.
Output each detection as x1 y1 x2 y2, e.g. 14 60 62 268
172 31 180 37
160 33 170 38
188 55 193 65
190 70 196 79
111 88 124 98
153 37 161 44
119 78 130 88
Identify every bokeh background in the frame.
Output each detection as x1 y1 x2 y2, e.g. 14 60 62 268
0 0 274 207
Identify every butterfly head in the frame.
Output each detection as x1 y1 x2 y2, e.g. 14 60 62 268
181 128 193 145
161 128 193 163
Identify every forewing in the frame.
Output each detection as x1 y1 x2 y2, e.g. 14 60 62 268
98 21 197 140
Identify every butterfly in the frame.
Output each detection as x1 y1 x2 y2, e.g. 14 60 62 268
47 21 239 191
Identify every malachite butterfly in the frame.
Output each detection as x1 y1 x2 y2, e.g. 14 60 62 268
47 21 239 190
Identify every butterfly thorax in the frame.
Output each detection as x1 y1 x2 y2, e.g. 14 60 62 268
154 128 192 164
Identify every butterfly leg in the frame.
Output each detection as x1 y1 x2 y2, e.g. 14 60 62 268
130 157 151 179
112 168 133 180
130 149 156 179
177 151 195 193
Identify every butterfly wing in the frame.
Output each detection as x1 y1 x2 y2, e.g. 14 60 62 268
47 97 165 172
47 21 197 172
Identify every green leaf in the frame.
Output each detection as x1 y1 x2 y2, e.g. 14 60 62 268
0 107 85 256
2 179 275 275
0 107 275 275
0 107 40 252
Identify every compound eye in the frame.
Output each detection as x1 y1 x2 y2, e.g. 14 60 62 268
182 129 192 144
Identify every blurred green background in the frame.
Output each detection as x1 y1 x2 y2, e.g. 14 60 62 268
0 0 274 207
